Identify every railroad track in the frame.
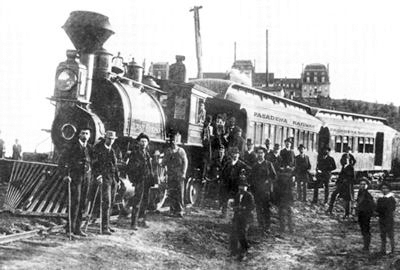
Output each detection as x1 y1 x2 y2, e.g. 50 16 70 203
0 215 119 245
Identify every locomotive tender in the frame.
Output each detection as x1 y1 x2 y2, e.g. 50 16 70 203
3 11 400 216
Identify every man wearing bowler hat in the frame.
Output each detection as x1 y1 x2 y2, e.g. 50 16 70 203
294 144 311 202
127 133 154 229
220 146 248 218
163 132 188 218
60 126 93 237
92 130 120 234
313 146 336 204
229 170 255 261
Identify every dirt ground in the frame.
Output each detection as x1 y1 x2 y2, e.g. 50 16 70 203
1 190 400 270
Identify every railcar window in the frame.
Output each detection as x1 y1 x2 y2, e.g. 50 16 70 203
371 138 375 153
365 137 374 153
260 123 264 146
305 131 309 149
296 130 300 148
358 137 365 153
349 137 354 152
264 124 271 142
335 136 342 153
315 133 319 152
310 133 315 151
271 125 276 145
255 122 262 145
283 127 287 144
342 136 349 152
253 122 257 145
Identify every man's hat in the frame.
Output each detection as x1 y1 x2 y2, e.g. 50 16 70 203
176 55 185 61
256 146 267 152
246 138 253 145
79 125 92 133
380 182 392 191
359 177 370 186
265 138 270 145
230 146 240 154
298 144 305 149
323 146 331 152
284 138 292 143
105 130 117 139
136 133 150 142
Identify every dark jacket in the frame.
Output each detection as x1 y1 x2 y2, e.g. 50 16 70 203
243 150 257 167
267 151 282 172
12 144 22 160
294 154 311 179
209 154 229 179
316 155 336 179
340 153 356 168
275 169 294 205
356 189 375 216
127 148 154 185
221 160 248 194
228 136 246 156
249 160 276 199
376 193 396 226
59 140 93 181
232 189 255 221
93 143 119 185
279 148 295 168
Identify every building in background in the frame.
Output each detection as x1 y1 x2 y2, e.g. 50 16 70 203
149 62 169 80
301 63 330 98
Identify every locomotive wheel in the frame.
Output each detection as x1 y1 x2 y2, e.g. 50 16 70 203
185 178 202 205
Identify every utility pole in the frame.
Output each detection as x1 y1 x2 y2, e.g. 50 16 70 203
190 6 203 79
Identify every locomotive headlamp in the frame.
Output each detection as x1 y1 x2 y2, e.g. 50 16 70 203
56 69 77 91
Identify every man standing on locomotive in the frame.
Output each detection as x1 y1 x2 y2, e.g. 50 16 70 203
220 147 248 218
313 147 336 204
61 127 93 237
249 147 276 234
92 130 119 235
294 144 311 202
127 133 154 229
227 127 246 157
163 132 188 218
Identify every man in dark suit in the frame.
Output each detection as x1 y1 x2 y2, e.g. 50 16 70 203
92 130 119 235
313 147 336 204
243 139 257 168
127 133 154 229
249 147 276 234
279 138 295 170
220 147 248 218
12 139 22 160
340 146 356 168
267 143 282 172
60 127 93 237
294 144 311 202
229 171 255 261
208 144 229 180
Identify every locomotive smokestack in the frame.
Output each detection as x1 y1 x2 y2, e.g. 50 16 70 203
62 11 114 53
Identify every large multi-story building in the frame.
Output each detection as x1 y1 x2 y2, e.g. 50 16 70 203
301 63 330 98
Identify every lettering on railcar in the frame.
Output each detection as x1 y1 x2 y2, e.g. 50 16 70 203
253 112 315 129
330 128 375 137
132 119 162 138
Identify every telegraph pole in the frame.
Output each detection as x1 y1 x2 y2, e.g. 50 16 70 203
190 6 203 79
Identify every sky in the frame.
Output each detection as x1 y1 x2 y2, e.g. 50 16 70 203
0 0 399 153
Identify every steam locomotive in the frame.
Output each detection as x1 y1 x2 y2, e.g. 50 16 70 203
3 10 400 217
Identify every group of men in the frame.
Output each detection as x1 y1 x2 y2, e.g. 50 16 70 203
60 127 188 237
0 130 22 160
206 133 365 260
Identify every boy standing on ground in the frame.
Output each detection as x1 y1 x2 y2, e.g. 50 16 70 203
355 177 375 252
376 182 396 255
229 170 255 261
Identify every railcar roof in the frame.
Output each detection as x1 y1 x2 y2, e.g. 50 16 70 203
313 107 388 124
190 78 313 114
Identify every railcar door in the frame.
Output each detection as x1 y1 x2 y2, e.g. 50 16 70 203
375 132 384 166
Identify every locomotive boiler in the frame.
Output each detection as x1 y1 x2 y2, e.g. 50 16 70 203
51 11 166 155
